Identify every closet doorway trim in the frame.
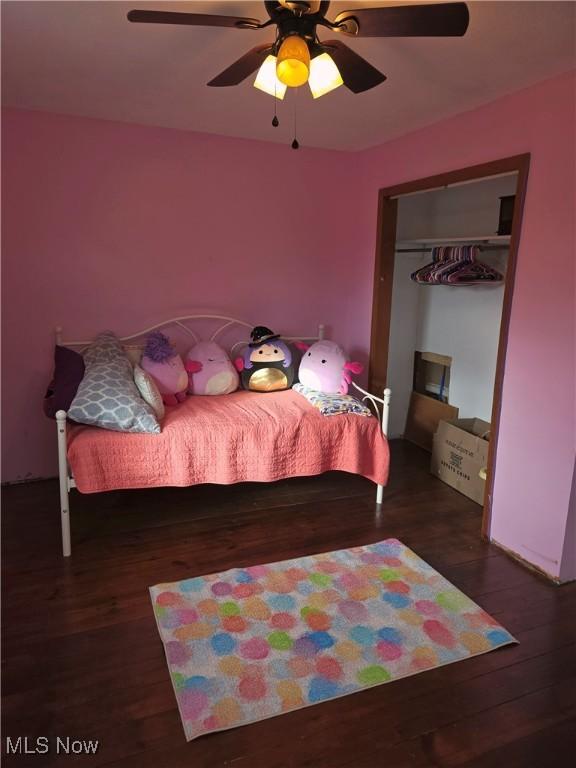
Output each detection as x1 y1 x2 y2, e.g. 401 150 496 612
369 154 531 539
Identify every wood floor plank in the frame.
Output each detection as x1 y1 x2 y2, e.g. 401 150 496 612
414 676 576 766
2 440 574 768
457 717 576 767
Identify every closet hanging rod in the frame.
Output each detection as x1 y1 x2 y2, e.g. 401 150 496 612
396 245 508 254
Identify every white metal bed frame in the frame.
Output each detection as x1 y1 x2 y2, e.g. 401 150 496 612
54 314 391 557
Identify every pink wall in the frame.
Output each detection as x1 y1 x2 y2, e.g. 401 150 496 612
352 71 576 581
560 460 576 583
1 109 364 483
2 71 575 580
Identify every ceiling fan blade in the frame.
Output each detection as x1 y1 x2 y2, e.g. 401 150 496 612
333 3 469 37
127 10 262 30
207 45 273 87
321 40 386 93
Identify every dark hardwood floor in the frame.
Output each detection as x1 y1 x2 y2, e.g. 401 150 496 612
2 440 575 767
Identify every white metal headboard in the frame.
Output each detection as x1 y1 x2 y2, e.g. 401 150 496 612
55 314 326 354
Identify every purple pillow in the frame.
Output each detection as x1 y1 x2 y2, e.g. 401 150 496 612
43 346 85 419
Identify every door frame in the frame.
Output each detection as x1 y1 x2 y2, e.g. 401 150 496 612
369 153 531 537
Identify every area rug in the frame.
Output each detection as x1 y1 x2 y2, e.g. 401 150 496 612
150 538 516 740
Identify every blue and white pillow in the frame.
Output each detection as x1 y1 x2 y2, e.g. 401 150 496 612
68 331 160 433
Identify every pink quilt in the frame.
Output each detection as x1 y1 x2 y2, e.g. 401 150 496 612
67 390 389 494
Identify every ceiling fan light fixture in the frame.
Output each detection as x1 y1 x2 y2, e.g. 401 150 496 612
308 52 343 98
276 35 310 87
254 55 287 99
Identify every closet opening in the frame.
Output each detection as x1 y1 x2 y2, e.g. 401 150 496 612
369 155 530 538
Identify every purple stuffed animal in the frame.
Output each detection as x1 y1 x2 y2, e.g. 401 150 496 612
297 340 363 394
185 341 239 396
141 331 188 406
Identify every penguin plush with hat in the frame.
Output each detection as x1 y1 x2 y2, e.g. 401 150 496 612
234 326 295 392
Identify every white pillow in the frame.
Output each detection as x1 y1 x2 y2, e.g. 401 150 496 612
134 364 165 421
124 345 143 366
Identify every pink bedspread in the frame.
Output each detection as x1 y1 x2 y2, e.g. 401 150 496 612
67 390 389 494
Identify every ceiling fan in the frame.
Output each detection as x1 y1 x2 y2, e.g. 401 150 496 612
127 1 470 99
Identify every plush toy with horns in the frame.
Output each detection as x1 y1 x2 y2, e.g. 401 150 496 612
296 340 363 395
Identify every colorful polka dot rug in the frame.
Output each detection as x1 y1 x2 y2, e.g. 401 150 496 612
150 538 516 740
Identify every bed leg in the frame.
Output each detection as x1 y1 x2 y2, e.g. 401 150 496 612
382 388 391 436
376 388 391 506
56 410 71 557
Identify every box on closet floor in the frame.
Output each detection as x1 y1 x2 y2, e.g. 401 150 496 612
431 418 491 505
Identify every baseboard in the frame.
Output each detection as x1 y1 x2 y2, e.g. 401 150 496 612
1 475 57 487
491 538 565 584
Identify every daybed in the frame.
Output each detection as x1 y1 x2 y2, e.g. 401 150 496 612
54 316 391 556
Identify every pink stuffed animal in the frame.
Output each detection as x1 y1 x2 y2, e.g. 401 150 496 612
141 331 188 406
297 340 363 394
185 341 239 395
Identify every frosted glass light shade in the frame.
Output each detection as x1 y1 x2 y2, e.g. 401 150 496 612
276 36 310 87
308 53 344 98
254 56 287 99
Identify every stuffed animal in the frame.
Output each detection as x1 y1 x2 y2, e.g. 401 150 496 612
297 340 363 394
234 326 295 392
185 341 239 396
141 331 188 406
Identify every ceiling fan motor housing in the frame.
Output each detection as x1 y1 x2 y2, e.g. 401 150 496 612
280 1 312 13
265 1 358 57
274 16 318 52
269 1 330 18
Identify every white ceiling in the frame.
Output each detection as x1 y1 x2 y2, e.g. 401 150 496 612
2 1 575 151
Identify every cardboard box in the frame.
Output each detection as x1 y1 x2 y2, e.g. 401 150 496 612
431 418 491 505
404 392 459 452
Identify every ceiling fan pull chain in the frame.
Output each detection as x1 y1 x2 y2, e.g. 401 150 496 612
292 88 300 149
272 79 280 126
